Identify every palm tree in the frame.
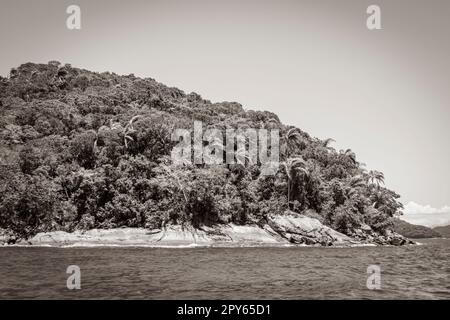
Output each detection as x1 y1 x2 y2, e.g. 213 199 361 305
371 189 385 209
368 170 385 188
123 115 142 148
282 128 305 158
348 175 366 189
91 119 120 151
235 144 253 166
88 129 100 154
266 118 279 129
203 135 225 165
322 138 335 151
283 156 308 210
345 175 366 199
340 148 357 164
91 116 142 150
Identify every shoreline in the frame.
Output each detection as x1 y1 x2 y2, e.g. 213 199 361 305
1 225 311 248
3 243 382 249
1 214 416 248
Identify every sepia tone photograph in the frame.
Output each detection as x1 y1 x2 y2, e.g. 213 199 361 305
0 0 449 305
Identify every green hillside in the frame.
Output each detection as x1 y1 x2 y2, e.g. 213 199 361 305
0 61 404 242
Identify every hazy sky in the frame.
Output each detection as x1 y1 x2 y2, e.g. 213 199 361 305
1 0 449 226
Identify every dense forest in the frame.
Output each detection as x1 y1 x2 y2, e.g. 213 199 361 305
0 61 404 242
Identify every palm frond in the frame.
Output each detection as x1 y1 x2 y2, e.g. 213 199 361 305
322 138 335 148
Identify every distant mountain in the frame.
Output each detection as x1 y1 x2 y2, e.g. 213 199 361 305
433 225 450 238
392 219 442 239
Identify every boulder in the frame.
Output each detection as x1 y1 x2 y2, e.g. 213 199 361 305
267 213 355 246
350 226 414 245
383 230 415 245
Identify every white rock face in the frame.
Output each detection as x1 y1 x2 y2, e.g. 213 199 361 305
25 224 287 247
4 211 414 247
16 214 415 247
217 224 281 243
267 214 355 245
28 228 156 246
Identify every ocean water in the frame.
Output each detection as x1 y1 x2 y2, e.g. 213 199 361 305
0 238 448 299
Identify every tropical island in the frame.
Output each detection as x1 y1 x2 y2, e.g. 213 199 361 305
0 62 414 247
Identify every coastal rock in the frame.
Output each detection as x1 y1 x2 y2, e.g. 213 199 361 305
14 218 414 247
384 230 415 245
218 224 283 244
28 228 158 246
349 225 414 245
267 213 356 246
25 224 287 247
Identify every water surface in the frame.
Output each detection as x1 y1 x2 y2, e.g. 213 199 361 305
0 239 448 299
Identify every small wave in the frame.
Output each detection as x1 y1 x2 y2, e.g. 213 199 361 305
346 243 377 248
0 244 54 248
60 242 208 248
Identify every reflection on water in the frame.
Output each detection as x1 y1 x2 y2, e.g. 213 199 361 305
0 238 449 299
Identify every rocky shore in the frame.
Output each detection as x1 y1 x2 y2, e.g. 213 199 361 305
0 213 414 247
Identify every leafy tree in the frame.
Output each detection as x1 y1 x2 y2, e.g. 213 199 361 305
70 131 97 168
282 157 308 210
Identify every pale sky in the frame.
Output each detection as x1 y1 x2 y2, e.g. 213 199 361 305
1 0 449 226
